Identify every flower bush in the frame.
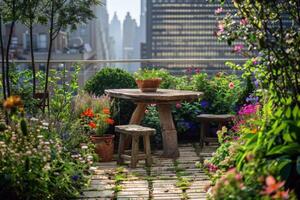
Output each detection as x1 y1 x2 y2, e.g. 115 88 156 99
0 97 94 199
74 93 114 136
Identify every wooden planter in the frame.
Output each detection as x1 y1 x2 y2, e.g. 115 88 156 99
90 134 115 162
136 78 162 92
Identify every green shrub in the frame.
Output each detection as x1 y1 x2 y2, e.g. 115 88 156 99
84 68 137 124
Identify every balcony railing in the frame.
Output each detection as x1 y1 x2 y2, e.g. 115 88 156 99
2 58 247 87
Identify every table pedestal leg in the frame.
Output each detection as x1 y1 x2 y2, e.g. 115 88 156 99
129 103 147 124
158 104 179 158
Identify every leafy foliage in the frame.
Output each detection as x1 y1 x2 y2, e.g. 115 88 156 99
84 68 136 124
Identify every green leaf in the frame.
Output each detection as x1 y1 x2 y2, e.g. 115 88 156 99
267 143 300 156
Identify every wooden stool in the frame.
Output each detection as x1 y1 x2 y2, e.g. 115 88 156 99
197 114 234 148
115 125 155 168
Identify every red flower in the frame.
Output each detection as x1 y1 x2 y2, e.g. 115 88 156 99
88 121 96 129
106 118 114 125
102 108 110 115
82 108 94 118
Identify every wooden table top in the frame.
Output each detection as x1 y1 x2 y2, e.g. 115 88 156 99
105 89 203 103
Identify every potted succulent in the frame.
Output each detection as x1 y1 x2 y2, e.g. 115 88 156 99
134 68 164 92
76 94 115 162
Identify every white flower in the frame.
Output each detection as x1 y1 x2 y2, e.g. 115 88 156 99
81 145 88 149
87 155 93 161
30 117 38 122
44 141 50 145
37 135 43 139
89 166 97 171
42 122 49 127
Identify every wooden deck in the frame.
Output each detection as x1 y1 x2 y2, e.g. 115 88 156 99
80 143 217 200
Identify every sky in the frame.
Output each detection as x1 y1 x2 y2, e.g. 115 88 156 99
107 0 141 25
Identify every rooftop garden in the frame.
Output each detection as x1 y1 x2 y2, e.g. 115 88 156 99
0 0 300 199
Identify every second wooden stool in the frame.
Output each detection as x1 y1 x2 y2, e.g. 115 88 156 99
115 125 155 168
197 114 234 148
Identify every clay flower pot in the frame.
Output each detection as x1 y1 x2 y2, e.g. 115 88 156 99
136 78 162 92
90 134 115 162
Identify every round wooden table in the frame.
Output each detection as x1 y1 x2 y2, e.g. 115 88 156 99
105 89 203 158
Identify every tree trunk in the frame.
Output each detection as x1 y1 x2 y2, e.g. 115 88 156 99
29 21 36 97
5 21 15 97
0 15 6 99
42 2 54 113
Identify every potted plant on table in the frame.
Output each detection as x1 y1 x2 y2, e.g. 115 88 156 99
75 93 115 162
134 68 164 92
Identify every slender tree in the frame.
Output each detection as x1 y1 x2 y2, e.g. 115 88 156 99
42 0 101 112
22 0 42 97
1 0 23 97
0 11 6 99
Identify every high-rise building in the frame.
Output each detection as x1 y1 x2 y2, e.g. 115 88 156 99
144 0 240 74
122 12 139 72
139 0 147 44
109 12 122 60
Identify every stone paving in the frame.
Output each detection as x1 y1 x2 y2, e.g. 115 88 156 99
81 143 217 200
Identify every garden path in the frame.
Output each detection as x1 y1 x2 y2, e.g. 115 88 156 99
80 143 216 200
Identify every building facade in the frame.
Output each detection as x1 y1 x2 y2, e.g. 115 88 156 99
109 12 122 60
144 0 240 74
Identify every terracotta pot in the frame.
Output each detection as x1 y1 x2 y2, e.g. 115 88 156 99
90 134 115 162
136 78 162 92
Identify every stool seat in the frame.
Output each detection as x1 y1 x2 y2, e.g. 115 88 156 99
115 125 155 135
115 125 155 168
197 114 234 122
197 114 234 148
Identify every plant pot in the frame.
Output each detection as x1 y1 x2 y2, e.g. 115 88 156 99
90 134 115 162
135 78 162 92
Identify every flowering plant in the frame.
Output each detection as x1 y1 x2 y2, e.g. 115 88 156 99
80 107 114 136
0 96 94 199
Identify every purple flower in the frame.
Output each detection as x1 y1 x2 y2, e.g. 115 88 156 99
200 100 209 108
72 175 80 181
254 80 259 88
194 68 201 74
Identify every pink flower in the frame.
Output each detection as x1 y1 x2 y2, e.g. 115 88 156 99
218 21 225 32
145 109 149 114
233 44 244 53
215 7 223 14
176 103 182 109
228 82 235 89
194 68 200 74
240 18 248 25
252 58 258 65
186 67 192 73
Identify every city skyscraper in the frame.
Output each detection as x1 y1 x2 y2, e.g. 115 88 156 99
122 12 139 72
139 0 147 43
143 0 239 73
109 12 122 60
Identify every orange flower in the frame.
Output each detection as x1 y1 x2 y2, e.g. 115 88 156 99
81 108 94 118
102 108 110 115
261 176 285 195
251 128 257 134
106 118 114 125
3 96 23 109
88 121 96 129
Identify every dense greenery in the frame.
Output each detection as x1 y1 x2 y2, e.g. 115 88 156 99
203 0 300 199
84 68 136 124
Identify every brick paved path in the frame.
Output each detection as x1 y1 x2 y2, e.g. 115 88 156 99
81 143 217 200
